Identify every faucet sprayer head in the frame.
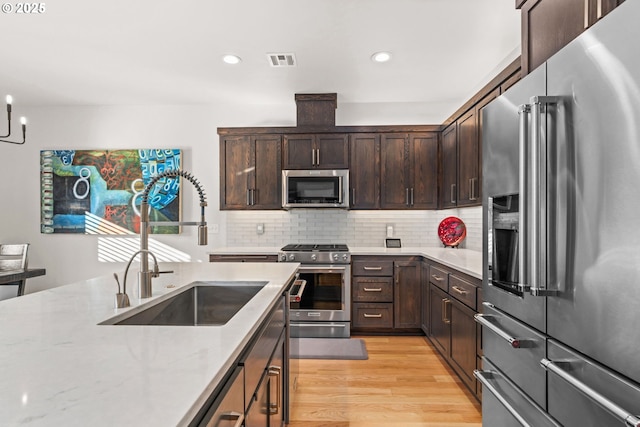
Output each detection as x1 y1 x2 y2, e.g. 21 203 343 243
198 224 208 246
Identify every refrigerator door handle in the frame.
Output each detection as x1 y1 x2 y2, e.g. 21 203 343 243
529 96 560 297
518 104 531 293
541 359 640 427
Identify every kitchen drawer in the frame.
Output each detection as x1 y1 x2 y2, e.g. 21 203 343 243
352 260 393 277
352 277 393 302
449 274 477 310
477 303 546 408
429 265 449 291
352 303 393 328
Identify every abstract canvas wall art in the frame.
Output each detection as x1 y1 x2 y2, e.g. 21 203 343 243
40 149 182 234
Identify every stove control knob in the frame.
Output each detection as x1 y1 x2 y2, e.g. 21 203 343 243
333 254 339 261
280 254 287 261
311 254 317 261
288 254 295 261
343 254 348 261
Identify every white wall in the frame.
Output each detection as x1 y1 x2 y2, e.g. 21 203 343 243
0 100 473 299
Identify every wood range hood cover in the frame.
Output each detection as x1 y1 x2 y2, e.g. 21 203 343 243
295 93 337 127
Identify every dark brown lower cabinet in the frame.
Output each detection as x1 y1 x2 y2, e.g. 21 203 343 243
245 329 285 427
351 256 421 334
425 263 481 401
450 297 477 392
393 260 421 329
429 284 451 356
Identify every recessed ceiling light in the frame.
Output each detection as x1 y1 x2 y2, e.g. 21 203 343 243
222 54 242 65
371 51 392 63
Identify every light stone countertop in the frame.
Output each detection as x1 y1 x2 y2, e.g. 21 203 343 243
0 262 299 427
210 246 483 279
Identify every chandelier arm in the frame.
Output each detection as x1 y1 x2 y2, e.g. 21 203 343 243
0 109 10 138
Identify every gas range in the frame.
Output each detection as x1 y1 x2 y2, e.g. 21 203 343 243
278 243 350 264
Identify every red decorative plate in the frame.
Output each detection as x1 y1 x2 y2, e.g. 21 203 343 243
438 217 466 247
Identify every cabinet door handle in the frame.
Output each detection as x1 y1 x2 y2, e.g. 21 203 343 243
219 411 244 427
410 187 414 206
442 298 451 324
597 0 602 20
584 0 590 28
450 184 456 204
431 274 445 282
405 188 410 206
316 148 320 166
246 189 251 206
352 188 356 206
469 178 478 201
363 266 383 271
363 287 382 292
364 313 383 318
268 365 281 415
312 149 316 166
451 285 468 295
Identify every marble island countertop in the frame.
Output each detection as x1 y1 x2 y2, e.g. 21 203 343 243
0 262 299 426
210 246 482 279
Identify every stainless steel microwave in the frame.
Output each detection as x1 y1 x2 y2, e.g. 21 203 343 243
282 169 349 209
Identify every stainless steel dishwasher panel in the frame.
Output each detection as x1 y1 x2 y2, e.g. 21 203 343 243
476 302 547 408
545 339 640 427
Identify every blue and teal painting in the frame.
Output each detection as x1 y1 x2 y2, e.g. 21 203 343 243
40 149 182 235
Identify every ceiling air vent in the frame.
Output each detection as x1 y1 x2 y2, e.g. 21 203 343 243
267 53 296 67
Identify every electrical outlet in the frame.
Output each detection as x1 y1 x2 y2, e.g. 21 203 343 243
256 223 264 235
210 224 219 234
386 224 394 238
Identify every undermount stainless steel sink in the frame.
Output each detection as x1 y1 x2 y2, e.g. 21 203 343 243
101 281 267 326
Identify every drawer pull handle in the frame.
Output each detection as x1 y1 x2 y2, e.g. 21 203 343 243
363 313 383 318
474 313 531 349
541 359 640 427
363 287 382 292
451 285 469 295
363 266 383 271
431 274 445 282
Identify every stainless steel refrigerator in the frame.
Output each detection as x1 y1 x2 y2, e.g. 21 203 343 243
477 1 640 425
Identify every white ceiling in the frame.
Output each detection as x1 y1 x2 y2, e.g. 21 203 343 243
0 0 521 111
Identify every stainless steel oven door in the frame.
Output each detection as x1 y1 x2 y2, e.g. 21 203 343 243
289 265 350 322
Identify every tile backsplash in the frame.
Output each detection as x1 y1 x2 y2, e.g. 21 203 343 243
225 206 482 251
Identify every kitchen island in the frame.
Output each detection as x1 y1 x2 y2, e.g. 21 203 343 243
0 262 298 426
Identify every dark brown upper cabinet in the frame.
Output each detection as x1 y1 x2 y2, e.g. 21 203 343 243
456 108 480 207
282 133 349 169
349 133 381 209
519 0 625 75
441 89 499 209
441 124 458 209
380 133 438 209
220 134 282 210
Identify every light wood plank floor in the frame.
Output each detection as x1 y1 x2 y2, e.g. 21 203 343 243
288 336 482 427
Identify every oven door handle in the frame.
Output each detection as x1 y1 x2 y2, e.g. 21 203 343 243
296 266 348 273
291 323 347 328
